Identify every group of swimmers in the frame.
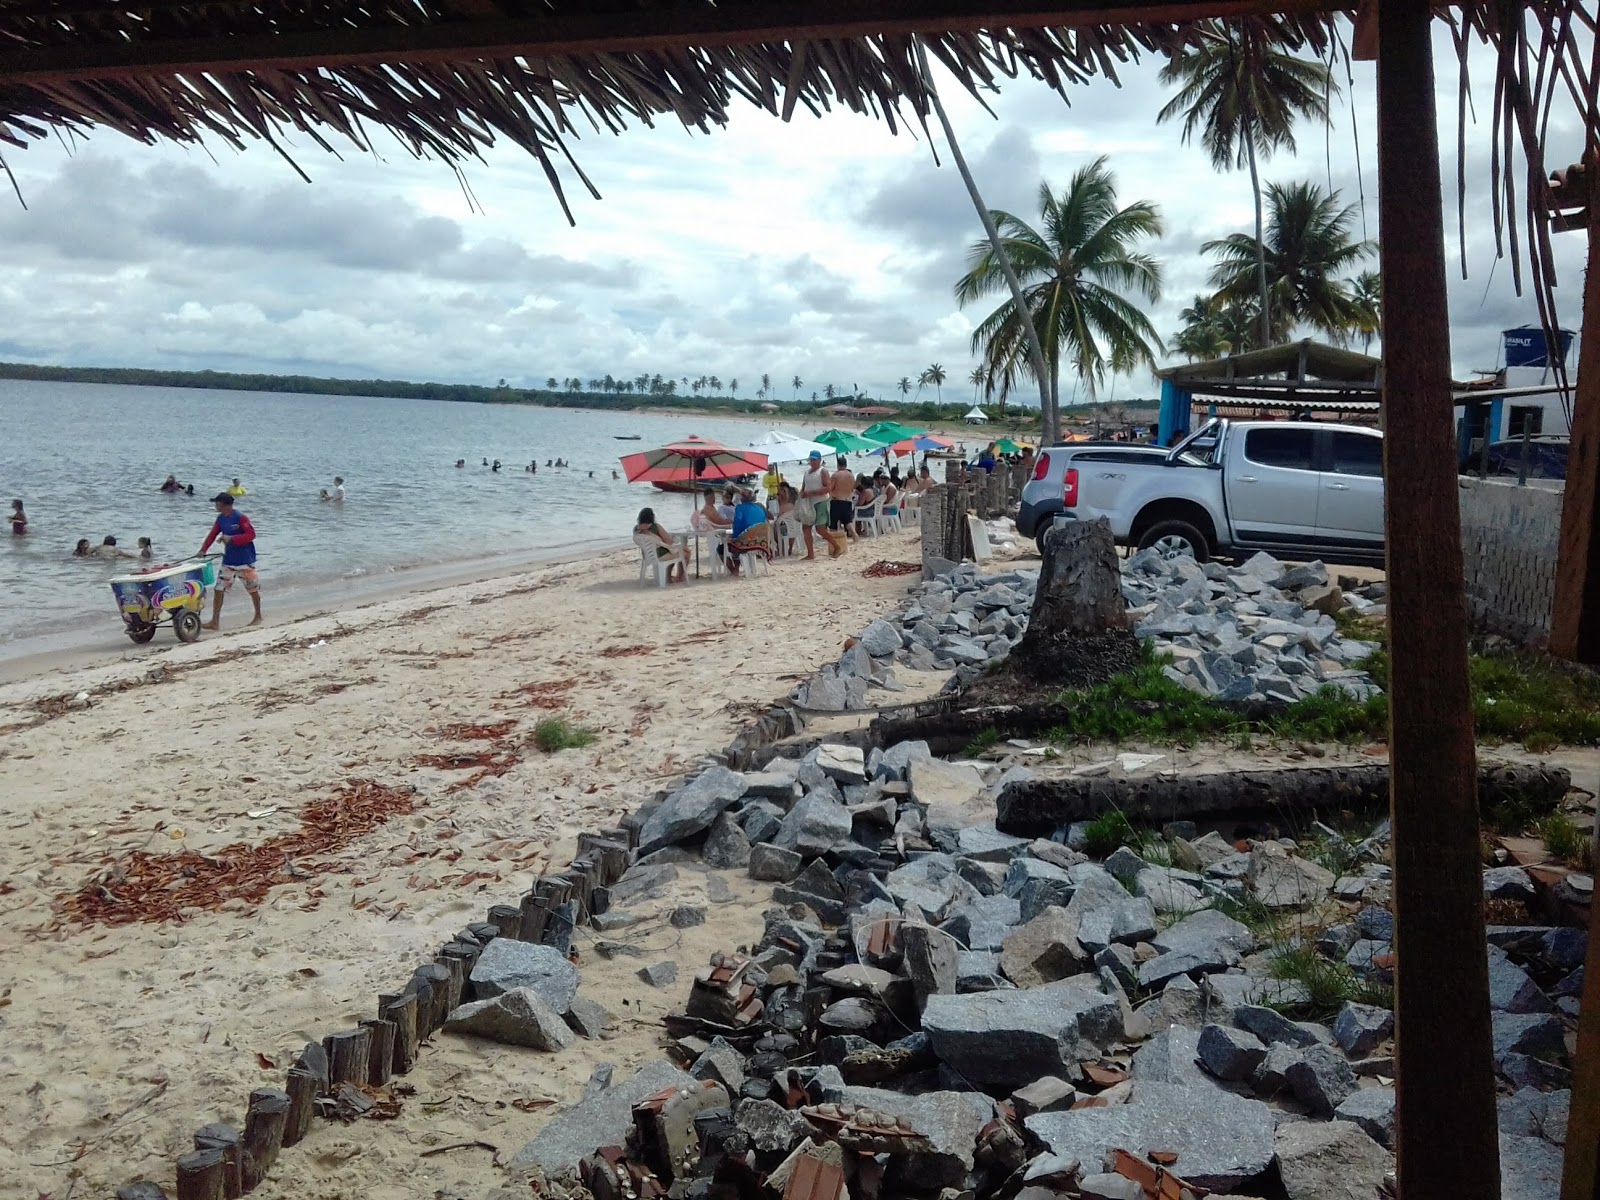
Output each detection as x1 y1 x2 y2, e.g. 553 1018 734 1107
72 535 154 561
453 457 621 480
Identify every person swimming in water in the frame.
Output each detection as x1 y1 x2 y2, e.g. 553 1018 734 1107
137 536 154 560
227 478 248 497
73 538 91 557
159 475 181 494
9 499 25 536
492 460 502 472
455 459 465 468
95 535 135 560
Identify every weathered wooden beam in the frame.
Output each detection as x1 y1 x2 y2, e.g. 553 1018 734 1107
1550 189 1600 663
0 0 1338 83
1376 0 1501 1195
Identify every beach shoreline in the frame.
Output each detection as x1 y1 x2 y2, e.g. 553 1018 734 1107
0 524 942 1199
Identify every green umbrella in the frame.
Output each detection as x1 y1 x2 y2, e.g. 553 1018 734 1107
995 437 1030 454
860 420 926 445
815 428 879 453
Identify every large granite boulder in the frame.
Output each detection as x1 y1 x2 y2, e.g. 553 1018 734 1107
1275 1119 1393 1200
470 940 579 1010
922 978 1123 1089
510 1061 695 1173
638 765 749 853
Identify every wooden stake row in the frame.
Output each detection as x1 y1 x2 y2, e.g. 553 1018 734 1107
116 820 639 1199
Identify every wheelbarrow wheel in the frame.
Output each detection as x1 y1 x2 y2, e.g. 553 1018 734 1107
173 610 203 643
126 619 157 645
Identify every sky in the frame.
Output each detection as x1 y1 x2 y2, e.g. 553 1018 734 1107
0 26 1587 406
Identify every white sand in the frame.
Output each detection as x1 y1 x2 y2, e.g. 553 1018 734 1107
0 529 932 1199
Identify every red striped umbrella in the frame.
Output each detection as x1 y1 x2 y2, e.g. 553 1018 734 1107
620 436 769 483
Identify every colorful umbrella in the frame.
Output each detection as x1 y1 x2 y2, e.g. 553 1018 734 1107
620 436 768 483
861 420 926 446
815 429 878 453
995 437 1030 454
743 430 835 463
886 434 955 457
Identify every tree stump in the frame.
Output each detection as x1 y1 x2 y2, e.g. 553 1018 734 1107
380 991 420 1074
486 904 523 941
1014 517 1142 686
360 1018 397 1087
322 1029 372 1088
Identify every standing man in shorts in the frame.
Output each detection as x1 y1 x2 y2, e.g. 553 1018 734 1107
827 456 858 551
198 492 262 629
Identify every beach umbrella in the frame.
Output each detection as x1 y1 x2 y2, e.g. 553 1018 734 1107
861 420 925 446
620 436 768 484
995 437 1029 454
815 428 878 454
886 434 956 457
743 430 835 463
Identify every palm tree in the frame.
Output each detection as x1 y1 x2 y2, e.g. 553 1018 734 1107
760 372 771 399
1349 270 1382 352
729 377 739 396
1204 180 1373 342
823 383 837 401
968 365 987 403
955 157 1165 439
545 376 558 390
897 376 914 399
923 364 947 403
1172 294 1234 360
1157 18 1335 349
792 374 802 401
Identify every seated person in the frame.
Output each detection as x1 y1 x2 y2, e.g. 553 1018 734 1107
634 507 688 584
695 492 733 560
718 487 737 522
726 488 772 575
854 479 878 535
874 470 899 515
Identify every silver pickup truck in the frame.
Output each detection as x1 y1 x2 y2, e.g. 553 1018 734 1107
1049 418 1385 566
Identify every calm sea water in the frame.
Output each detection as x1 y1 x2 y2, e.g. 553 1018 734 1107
0 380 835 656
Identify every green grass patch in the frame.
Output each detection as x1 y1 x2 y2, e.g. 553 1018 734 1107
531 716 596 753
1079 808 1139 859
1538 812 1588 864
1046 637 1600 753
1268 943 1392 1021
966 728 1003 755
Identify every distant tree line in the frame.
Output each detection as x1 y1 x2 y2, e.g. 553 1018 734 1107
0 361 1046 427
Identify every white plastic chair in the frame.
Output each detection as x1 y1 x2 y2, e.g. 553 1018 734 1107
878 495 903 534
902 492 921 525
633 533 673 587
776 514 802 556
689 512 730 577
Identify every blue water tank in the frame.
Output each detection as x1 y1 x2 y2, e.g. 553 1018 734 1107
1503 325 1574 368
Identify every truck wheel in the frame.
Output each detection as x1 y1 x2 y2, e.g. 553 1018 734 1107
1036 530 1051 558
1138 520 1210 563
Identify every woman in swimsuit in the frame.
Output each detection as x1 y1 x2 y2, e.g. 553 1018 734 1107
9 499 25 536
635 507 688 584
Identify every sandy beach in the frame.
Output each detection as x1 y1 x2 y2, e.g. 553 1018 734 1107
0 527 937 1200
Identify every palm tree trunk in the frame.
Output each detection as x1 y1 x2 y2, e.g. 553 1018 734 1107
914 36 1056 443
1245 127 1271 350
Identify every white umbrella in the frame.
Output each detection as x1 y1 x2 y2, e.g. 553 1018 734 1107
743 429 835 463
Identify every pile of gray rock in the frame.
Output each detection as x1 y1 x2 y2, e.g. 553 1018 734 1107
795 552 1385 711
1126 551 1384 704
441 937 613 1051
503 742 1580 1200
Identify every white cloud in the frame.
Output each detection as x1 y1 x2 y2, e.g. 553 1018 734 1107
0 28 1585 404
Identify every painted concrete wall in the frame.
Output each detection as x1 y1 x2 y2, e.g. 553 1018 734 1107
1458 476 1564 645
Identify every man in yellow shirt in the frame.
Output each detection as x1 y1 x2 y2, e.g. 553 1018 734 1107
763 465 784 501
227 478 248 497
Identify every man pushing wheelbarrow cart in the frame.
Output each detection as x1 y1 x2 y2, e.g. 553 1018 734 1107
107 490 263 646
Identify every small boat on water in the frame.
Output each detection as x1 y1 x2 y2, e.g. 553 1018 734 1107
651 475 758 494
614 435 642 441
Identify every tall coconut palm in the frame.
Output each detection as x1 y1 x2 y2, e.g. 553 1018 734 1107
824 383 837 401
955 157 1165 438
923 364 947 403
1349 270 1382 352
1157 18 1335 349
968 366 987 403
791 374 802 401
897 376 914 398
1203 180 1373 343
760 372 771 399
1172 294 1234 360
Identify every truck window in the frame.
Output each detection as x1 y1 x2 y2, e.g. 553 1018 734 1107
1243 427 1316 471
1328 432 1384 477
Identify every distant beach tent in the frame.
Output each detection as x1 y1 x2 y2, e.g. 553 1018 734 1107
815 429 879 454
743 430 835 463
619 436 768 483
964 406 990 424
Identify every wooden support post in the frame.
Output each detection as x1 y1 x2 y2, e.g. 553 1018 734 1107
1376 0 1501 1195
434 952 466 1014
192 1124 243 1198
322 1028 372 1088
240 1088 290 1192
1551 190 1600 663
360 1018 397 1087
1561 833 1600 1198
518 888 548 943
174 1148 227 1200
381 991 420 1073
404 971 436 1038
